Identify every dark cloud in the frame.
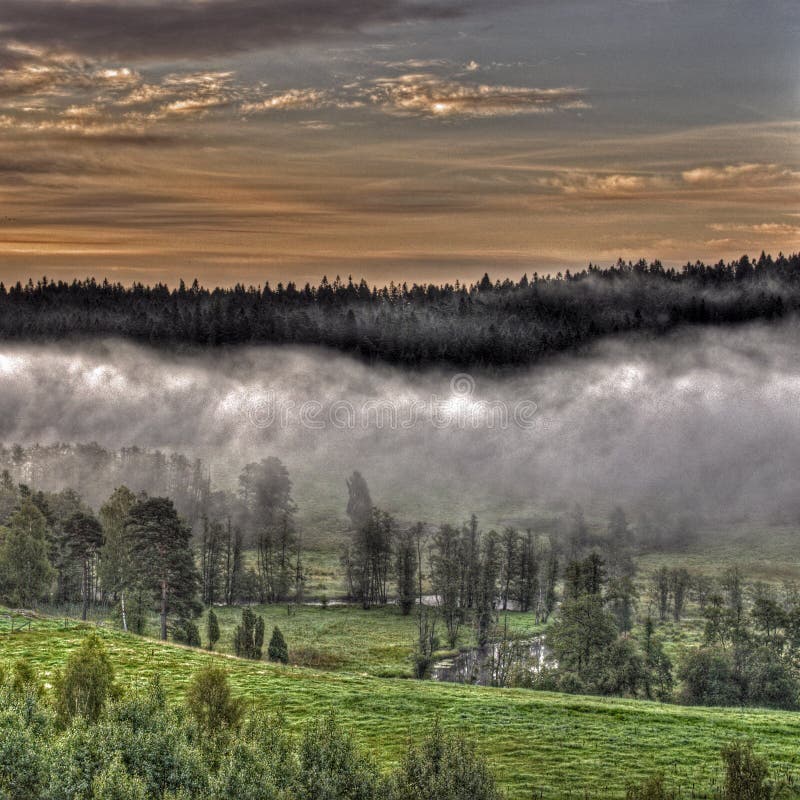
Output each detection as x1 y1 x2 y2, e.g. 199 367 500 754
0 0 468 62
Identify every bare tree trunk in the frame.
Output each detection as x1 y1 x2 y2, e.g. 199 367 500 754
82 559 89 621
120 590 128 632
160 580 168 640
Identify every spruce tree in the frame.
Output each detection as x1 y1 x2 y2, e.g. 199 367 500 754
206 609 220 651
268 626 289 663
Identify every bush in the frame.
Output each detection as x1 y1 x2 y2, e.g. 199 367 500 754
625 772 678 800
173 618 201 648
267 627 289 664
54 634 118 725
677 647 740 707
9 659 43 698
91 754 147 800
296 711 381 800
390 719 502 800
185 665 243 736
720 740 771 800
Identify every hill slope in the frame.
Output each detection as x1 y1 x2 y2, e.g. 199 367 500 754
2 617 799 798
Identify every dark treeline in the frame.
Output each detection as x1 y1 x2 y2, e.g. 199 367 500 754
0 252 797 366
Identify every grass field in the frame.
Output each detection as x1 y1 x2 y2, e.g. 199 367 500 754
1 614 799 799
201 604 547 676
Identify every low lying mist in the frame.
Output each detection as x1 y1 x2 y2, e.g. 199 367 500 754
0 320 798 530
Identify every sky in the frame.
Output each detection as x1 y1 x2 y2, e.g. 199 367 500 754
0 0 797 287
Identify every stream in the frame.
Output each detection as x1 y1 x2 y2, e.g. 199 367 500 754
431 636 549 686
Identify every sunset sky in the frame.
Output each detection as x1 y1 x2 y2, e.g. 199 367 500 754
0 0 797 286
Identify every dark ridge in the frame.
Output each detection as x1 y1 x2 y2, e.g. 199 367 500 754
0 251 796 367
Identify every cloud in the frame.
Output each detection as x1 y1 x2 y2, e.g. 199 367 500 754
241 89 335 114
682 163 799 187
368 73 588 117
0 0 469 62
542 171 669 197
708 221 800 237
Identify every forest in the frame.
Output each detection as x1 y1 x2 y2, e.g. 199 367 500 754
0 253 796 366
1 451 799 713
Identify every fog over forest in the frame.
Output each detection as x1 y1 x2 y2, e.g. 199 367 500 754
0 320 798 527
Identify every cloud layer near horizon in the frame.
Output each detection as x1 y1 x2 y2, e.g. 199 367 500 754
0 0 796 284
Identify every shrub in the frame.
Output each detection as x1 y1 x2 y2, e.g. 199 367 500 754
10 659 43 698
390 718 502 800
296 711 381 800
720 740 771 800
173 618 201 648
267 627 289 664
53 634 117 725
185 664 243 736
91 754 147 800
677 647 740 707
625 772 678 800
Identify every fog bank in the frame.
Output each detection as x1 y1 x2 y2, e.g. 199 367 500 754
0 321 798 527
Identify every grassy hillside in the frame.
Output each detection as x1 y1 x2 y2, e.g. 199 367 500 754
2 615 799 798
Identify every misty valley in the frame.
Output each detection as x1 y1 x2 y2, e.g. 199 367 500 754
2 307 800 798
0 0 797 791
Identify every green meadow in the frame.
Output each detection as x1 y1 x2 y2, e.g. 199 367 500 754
2 612 799 799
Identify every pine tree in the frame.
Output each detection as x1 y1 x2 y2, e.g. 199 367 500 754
206 609 220 651
124 497 200 641
268 626 289 663
64 511 104 621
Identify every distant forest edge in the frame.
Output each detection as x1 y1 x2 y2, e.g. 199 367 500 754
1 252 798 366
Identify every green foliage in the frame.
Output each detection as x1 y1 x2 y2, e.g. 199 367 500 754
10 658 43 698
185 664 243 736
677 647 740 707
124 496 200 641
234 608 264 660
206 609 220 651
267 626 289 664
3 619 800 799
0 499 53 607
625 772 677 800
720 740 771 800
678 645 799 710
395 528 417 616
296 711 381 800
53 634 117 725
97 486 138 610
211 711 296 800
390 719 502 800
0 698 46 800
91 755 147 800
173 618 201 648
